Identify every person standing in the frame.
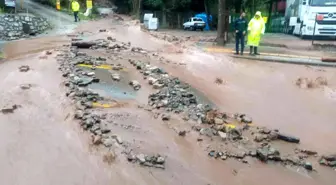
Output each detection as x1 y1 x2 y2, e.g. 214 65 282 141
234 12 247 55
247 11 265 55
71 0 80 22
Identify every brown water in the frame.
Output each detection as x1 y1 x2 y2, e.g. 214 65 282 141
1 17 336 185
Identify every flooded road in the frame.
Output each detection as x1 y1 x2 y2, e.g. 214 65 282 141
0 16 336 185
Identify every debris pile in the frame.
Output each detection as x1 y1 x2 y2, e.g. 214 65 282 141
127 153 166 169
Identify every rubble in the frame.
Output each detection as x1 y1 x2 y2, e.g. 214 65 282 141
129 153 166 169
19 65 30 72
129 80 141 90
1 104 20 114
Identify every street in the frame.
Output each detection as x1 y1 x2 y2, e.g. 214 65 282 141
1 3 336 185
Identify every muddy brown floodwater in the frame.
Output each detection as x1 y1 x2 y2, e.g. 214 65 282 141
0 16 336 185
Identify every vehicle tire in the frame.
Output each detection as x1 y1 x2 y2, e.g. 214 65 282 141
299 28 307 40
201 28 204 31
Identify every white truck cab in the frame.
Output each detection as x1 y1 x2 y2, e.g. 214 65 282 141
285 0 336 38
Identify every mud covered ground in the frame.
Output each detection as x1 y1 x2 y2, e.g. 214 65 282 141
0 15 336 185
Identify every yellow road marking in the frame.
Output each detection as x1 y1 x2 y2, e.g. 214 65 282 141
204 47 320 60
92 102 118 108
77 64 127 71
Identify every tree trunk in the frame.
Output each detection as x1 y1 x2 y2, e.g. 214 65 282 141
204 0 211 30
267 0 273 31
216 0 226 45
132 0 141 19
234 0 242 13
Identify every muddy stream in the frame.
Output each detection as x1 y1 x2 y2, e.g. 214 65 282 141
0 17 335 185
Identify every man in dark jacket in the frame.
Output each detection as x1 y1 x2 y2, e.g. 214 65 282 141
234 12 247 55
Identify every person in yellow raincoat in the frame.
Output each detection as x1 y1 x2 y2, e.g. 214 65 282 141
71 0 80 22
247 11 265 55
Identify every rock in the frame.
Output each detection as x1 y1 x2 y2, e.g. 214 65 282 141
221 155 228 160
268 131 279 140
256 148 269 162
200 128 215 137
304 162 313 170
1 104 19 114
241 114 253 123
86 72 95 76
228 128 242 140
156 156 165 164
136 154 146 164
74 110 84 119
322 154 336 161
127 154 136 162
277 133 300 143
254 134 265 142
92 135 102 145
178 130 186 136
129 80 141 90
102 138 114 147
208 150 216 157
19 65 30 72
259 127 271 134
218 131 227 140
20 84 32 90
148 77 157 85
46 50 52 55
153 82 164 89
161 114 170 121
153 164 165 169
111 74 120 81
214 118 224 124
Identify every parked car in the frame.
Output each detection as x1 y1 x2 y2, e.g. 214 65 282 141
183 17 206 31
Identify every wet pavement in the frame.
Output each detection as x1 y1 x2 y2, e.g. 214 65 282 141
0 14 336 185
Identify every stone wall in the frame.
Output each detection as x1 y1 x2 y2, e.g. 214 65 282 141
0 14 50 40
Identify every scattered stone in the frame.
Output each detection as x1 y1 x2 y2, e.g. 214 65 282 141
111 73 121 81
215 77 224 84
19 65 30 72
112 135 123 144
161 114 170 121
218 131 227 140
214 118 224 125
86 72 95 76
102 138 114 147
20 84 32 90
46 50 52 55
156 156 165 164
304 162 313 170
254 134 265 142
129 80 141 90
178 130 186 136
92 135 102 145
228 128 242 140
200 128 215 137
1 104 20 114
136 154 146 164
208 150 216 157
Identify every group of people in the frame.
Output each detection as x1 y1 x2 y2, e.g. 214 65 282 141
234 11 265 55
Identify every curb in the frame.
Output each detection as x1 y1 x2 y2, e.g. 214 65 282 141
232 55 336 68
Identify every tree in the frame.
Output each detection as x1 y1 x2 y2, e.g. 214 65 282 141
216 0 226 45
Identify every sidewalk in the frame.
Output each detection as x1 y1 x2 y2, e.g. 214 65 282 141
201 45 336 68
